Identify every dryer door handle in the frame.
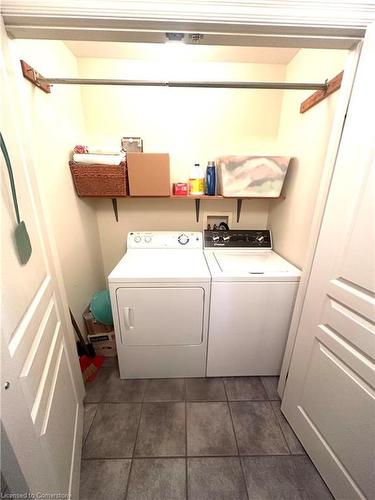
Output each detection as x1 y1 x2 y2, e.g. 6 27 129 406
123 307 135 331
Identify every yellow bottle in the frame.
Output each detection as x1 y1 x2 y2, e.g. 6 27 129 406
189 163 205 195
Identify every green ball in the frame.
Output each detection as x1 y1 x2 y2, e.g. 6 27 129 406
90 290 113 325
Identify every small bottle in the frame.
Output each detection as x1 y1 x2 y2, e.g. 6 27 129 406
189 163 205 195
206 161 216 196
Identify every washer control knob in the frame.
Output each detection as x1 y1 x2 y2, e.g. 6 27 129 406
134 235 141 243
178 234 189 245
144 236 152 243
212 235 220 242
223 235 230 242
255 235 265 244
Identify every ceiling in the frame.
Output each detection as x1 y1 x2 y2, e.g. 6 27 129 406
64 41 299 64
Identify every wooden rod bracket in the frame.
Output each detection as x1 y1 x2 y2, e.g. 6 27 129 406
20 60 51 94
300 71 343 113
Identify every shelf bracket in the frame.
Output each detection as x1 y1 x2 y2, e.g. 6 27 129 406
195 199 200 222
236 199 243 223
111 198 119 222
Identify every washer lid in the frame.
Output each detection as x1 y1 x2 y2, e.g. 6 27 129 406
108 249 210 283
205 250 301 281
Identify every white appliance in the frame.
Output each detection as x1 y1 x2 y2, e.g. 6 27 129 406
108 231 211 379
204 230 301 376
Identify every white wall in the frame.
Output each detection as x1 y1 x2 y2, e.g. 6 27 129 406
12 42 348 287
77 55 286 274
268 48 348 268
78 57 286 181
13 39 106 334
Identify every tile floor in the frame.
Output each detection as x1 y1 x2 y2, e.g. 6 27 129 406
80 359 332 500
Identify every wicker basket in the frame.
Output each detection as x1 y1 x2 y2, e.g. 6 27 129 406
69 162 128 197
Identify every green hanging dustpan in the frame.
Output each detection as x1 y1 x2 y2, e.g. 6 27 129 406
1 132 32 265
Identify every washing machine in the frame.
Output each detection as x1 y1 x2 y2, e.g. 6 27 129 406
204 229 301 376
108 231 211 379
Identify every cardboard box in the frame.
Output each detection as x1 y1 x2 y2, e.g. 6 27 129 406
83 307 113 336
127 153 170 196
88 332 117 357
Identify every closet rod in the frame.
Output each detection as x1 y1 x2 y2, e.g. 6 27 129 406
43 77 327 91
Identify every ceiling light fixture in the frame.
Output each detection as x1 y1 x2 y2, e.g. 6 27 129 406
165 32 185 43
189 33 204 43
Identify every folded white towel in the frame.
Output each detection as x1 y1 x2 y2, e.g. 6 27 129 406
86 146 123 155
73 152 125 165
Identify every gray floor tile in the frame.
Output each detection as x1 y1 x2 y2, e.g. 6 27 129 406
144 378 185 401
272 401 305 455
188 457 248 500
101 356 118 367
84 367 112 403
135 402 185 457
292 455 333 499
83 404 97 444
186 378 226 401
126 458 186 500
241 455 333 499
80 459 131 500
230 401 289 455
225 377 267 401
83 403 141 458
261 376 281 400
102 368 147 402
187 402 237 456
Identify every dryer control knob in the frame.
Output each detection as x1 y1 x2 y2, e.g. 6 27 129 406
255 235 265 244
212 235 220 242
144 236 152 243
134 236 141 243
178 234 189 245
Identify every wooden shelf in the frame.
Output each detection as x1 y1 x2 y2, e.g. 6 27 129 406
170 195 285 200
69 160 285 222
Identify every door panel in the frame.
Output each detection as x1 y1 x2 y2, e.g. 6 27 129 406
282 24 375 500
301 341 374 498
33 328 64 433
41 343 80 494
1 20 83 498
20 299 59 407
116 287 204 346
339 167 374 291
8 276 53 359
322 298 375 358
0 54 47 340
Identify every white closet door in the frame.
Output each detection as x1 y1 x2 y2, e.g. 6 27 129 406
116 287 204 346
1 21 84 498
282 24 375 500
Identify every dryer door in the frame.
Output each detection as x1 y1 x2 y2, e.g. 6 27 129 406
116 287 204 346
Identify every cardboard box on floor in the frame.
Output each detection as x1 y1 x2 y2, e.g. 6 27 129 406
127 152 170 196
88 332 117 357
83 307 112 335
